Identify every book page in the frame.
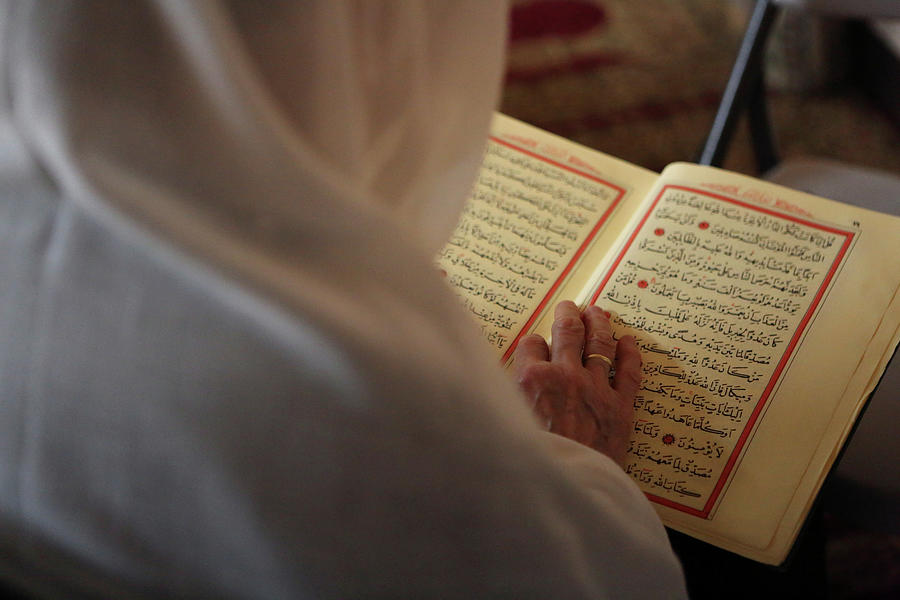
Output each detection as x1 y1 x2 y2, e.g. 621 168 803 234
584 163 900 563
438 114 657 362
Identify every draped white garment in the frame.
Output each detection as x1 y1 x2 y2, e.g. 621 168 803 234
0 1 686 597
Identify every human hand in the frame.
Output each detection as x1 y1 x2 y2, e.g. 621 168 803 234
514 301 641 466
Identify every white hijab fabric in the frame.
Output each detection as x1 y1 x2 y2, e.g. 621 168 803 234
0 1 686 598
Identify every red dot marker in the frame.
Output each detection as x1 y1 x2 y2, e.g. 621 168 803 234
637 280 648 289
654 227 665 236
698 221 710 230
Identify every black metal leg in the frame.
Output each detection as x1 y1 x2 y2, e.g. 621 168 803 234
698 0 779 167
748 73 779 173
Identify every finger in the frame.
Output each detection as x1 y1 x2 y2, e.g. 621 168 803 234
611 335 642 400
514 334 550 380
581 306 616 379
550 301 585 365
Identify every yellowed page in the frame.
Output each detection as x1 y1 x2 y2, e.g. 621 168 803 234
583 162 900 563
438 113 657 362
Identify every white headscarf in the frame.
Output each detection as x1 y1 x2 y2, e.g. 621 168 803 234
0 2 685 598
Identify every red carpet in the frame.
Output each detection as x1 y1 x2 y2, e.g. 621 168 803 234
501 0 900 177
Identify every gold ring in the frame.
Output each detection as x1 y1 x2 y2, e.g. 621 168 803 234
584 353 614 369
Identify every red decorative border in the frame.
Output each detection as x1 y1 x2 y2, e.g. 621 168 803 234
588 185 855 518
490 136 627 363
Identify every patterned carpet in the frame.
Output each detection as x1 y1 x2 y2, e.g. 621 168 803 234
502 0 900 177
500 1 900 598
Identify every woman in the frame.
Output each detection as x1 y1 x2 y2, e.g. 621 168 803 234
0 1 685 597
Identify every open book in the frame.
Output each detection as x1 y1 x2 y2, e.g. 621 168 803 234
438 113 900 565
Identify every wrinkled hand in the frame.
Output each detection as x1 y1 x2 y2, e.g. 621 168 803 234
514 301 642 466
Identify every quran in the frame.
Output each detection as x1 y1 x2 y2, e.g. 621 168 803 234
438 113 900 565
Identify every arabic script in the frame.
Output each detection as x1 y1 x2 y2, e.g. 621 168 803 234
439 139 621 354
598 186 851 514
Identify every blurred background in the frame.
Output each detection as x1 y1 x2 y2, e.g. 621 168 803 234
499 1 899 598
501 0 900 176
